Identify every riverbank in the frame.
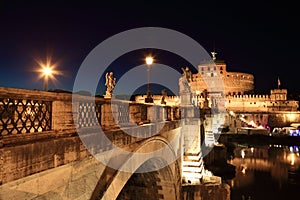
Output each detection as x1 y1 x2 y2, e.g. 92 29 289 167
217 133 300 146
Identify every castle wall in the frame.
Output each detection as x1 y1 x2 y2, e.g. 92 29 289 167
223 72 254 95
190 72 254 96
226 94 269 112
191 61 254 96
225 94 298 112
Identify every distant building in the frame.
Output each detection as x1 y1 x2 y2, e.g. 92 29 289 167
226 89 299 112
189 57 254 96
135 52 299 113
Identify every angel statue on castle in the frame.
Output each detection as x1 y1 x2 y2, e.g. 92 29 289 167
104 71 116 98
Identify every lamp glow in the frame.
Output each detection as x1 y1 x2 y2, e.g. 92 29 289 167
34 56 61 91
43 66 52 76
145 56 153 65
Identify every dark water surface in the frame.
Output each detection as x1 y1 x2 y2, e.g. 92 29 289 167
225 144 300 200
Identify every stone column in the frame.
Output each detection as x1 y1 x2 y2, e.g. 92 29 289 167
101 101 119 129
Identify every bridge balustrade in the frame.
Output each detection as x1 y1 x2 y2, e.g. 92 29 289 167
0 87 182 185
0 87 180 140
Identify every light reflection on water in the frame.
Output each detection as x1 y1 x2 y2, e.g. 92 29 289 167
226 144 300 200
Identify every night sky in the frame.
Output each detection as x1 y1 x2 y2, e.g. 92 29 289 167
1 0 299 95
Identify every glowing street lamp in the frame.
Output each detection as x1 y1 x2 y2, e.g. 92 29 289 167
145 56 154 103
42 66 53 91
35 57 61 91
146 56 153 65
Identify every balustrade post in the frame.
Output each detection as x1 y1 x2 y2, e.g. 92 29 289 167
52 98 75 131
129 103 139 124
147 105 156 123
101 100 119 128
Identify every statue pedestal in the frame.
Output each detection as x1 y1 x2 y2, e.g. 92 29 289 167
145 96 153 103
104 91 113 99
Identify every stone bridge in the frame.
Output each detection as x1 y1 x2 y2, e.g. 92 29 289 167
0 87 229 200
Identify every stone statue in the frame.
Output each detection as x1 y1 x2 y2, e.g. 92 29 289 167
105 71 116 98
181 66 193 82
211 51 217 60
203 89 209 108
161 89 167 104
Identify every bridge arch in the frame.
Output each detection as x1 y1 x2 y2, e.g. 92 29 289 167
90 136 181 200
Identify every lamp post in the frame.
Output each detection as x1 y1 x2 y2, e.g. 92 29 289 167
145 56 154 103
42 66 52 91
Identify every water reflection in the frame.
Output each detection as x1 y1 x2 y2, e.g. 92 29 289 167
227 144 300 200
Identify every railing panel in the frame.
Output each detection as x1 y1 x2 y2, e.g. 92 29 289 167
78 101 102 128
0 98 52 136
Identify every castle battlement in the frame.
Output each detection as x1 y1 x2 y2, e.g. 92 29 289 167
227 94 270 100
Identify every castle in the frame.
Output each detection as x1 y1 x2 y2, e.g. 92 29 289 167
190 53 298 112
135 52 298 113
135 52 300 129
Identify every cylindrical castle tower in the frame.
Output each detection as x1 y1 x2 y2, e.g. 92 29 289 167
189 52 254 96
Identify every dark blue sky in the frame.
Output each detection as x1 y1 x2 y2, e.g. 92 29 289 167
1 0 299 95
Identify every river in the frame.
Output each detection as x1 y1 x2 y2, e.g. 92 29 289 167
224 143 300 200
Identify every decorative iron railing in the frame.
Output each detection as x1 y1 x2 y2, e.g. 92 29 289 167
0 98 52 136
118 103 130 124
78 101 102 128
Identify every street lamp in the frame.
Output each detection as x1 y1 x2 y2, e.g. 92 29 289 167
42 66 52 91
35 58 60 91
145 56 154 103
